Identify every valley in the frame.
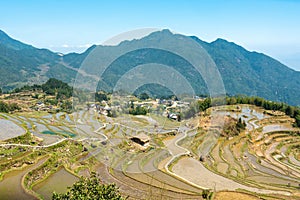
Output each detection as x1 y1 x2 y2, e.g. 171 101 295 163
1 1 300 200
0 95 299 199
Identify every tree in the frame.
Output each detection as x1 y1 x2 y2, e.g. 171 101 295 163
52 172 125 200
95 92 108 102
236 117 246 131
0 101 9 113
129 105 148 115
138 92 149 100
0 101 20 113
285 106 295 117
295 114 300 127
61 100 73 113
42 78 73 99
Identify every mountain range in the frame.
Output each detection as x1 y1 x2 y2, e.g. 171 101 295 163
0 29 300 106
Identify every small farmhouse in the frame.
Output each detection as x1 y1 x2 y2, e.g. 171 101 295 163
130 133 150 149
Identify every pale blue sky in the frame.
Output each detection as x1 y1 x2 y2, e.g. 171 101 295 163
1 0 300 70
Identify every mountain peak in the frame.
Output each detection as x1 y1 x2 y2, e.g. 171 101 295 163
142 29 175 39
216 38 226 41
160 29 174 34
212 38 232 44
210 38 249 53
0 29 300 105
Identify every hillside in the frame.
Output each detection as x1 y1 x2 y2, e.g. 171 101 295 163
1 29 300 105
0 30 76 89
196 37 300 105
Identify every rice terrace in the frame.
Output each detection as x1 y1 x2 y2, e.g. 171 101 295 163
0 84 300 199
1 1 300 199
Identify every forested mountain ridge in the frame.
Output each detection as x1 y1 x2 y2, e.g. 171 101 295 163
1 29 300 105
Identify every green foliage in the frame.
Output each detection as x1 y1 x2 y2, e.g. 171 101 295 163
95 92 109 102
10 78 73 101
2 30 300 107
201 189 213 199
61 100 73 113
222 117 245 137
199 37 300 106
52 172 125 200
182 95 300 127
236 117 246 131
0 30 60 88
295 114 300 127
42 78 73 99
107 109 117 118
0 101 10 113
182 98 211 119
1 30 300 106
45 63 77 84
137 92 149 100
226 95 300 127
129 105 148 115
12 84 41 93
133 83 175 99
45 98 58 106
0 101 20 113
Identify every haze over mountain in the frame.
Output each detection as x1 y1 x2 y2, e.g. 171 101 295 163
0 29 300 106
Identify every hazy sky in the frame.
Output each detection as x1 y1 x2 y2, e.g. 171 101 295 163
1 0 300 70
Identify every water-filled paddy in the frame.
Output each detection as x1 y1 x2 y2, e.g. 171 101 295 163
262 124 293 134
42 130 76 138
0 119 26 140
33 168 78 200
0 158 47 200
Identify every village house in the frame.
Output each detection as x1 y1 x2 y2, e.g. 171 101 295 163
130 133 150 150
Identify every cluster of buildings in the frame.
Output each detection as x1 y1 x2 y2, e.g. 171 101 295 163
88 97 191 121
88 102 112 116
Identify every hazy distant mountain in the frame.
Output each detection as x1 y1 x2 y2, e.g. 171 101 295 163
192 36 300 105
0 29 300 106
0 30 76 89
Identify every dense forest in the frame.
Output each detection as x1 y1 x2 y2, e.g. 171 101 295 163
11 78 73 100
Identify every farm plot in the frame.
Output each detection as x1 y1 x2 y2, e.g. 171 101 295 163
0 119 26 140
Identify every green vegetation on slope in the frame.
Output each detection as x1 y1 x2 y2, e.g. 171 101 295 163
184 95 300 127
193 36 300 106
0 101 20 113
41 78 73 99
1 29 300 106
52 172 125 200
12 78 73 100
226 95 300 127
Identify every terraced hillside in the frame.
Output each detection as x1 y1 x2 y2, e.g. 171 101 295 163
0 104 299 199
176 105 300 199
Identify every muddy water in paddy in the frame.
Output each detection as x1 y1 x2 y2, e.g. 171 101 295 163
33 168 78 200
0 158 47 200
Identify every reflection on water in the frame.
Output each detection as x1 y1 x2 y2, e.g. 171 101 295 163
0 158 46 200
262 125 293 133
33 168 79 200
